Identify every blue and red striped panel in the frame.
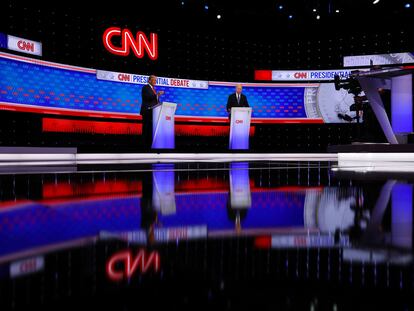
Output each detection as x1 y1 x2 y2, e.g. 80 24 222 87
0 52 317 122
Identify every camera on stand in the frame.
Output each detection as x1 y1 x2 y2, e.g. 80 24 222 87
334 73 368 124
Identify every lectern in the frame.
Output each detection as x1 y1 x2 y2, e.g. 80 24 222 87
152 102 177 149
229 107 252 150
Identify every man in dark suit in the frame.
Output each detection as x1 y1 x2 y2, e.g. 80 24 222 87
226 84 249 118
141 75 164 150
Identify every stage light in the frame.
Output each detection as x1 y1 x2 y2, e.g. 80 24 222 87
316 15 320 19
288 15 293 19
278 5 283 10
217 14 221 19
313 8 317 12
204 5 208 10
405 3 411 8
181 1 184 5
335 9 340 13
372 0 380 4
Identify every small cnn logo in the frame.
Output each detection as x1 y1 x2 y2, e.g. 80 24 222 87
235 120 243 124
117 73 131 81
106 249 160 281
294 72 307 79
17 40 34 52
165 116 171 121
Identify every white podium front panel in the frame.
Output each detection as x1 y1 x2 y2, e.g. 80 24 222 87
152 102 177 149
229 107 252 150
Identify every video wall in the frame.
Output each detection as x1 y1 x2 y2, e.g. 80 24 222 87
0 51 357 133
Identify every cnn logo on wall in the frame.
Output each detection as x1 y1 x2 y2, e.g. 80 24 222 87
103 27 158 60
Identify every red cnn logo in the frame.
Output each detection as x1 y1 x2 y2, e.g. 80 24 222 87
17 40 34 52
235 119 243 124
294 72 307 79
103 27 158 60
165 116 171 121
106 249 160 281
19 258 37 273
118 73 131 81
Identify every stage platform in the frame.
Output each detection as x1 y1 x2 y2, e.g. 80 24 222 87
1 146 414 174
0 147 336 167
328 143 414 153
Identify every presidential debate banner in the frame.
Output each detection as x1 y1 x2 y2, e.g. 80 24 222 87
96 70 208 89
0 51 358 136
255 69 361 81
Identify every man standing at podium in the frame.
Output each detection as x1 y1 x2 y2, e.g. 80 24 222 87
226 84 249 118
141 75 164 150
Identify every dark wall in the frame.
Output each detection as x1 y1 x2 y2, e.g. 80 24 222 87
2 0 413 82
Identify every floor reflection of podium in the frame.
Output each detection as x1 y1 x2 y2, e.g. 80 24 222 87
229 162 251 209
152 164 176 215
228 162 251 232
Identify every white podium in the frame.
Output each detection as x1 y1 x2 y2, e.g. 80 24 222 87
152 102 177 149
229 107 252 150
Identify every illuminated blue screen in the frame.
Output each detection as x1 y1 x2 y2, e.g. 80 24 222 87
0 54 308 119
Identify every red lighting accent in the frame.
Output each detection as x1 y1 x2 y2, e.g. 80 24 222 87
273 186 324 192
176 178 230 191
254 70 272 81
0 101 323 124
106 249 160 281
175 124 255 136
42 118 141 135
42 180 142 199
254 236 272 249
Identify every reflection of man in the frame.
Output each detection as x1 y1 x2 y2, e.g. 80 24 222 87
141 75 164 150
226 84 249 118
141 169 158 243
227 162 251 233
226 199 247 234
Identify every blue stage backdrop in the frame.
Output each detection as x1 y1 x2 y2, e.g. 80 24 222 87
0 51 357 136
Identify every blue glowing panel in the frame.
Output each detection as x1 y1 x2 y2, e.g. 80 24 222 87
0 55 307 119
0 33 6 49
158 191 305 229
0 199 141 258
243 191 305 228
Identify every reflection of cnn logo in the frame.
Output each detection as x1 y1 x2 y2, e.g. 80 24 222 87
235 120 243 124
166 116 171 121
106 249 160 281
17 40 34 52
103 27 158 60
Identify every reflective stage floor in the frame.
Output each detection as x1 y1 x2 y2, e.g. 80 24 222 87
0 161 413 310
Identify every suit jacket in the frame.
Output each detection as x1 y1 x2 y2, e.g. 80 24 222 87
141 84 158 116
226 93 249 113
